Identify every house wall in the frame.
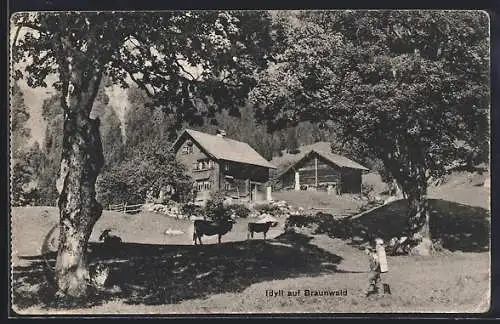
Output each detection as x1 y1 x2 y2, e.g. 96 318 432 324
340 168 362 193
278 153 362 194
280 154 341 190
219 160 271 201
175 136 220 201
175 136 272 202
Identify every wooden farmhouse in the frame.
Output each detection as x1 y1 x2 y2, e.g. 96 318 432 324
172 129 277 204
273 144 369 194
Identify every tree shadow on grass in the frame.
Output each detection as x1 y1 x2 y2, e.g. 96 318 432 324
12 232 343 310
342 199 490 252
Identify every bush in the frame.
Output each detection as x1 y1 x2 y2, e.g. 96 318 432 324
284 213 355 240
254 203 282 215
361 183 375 198
228 204 251 218
181 203 203 217
96 140 195 207
204 192 232 222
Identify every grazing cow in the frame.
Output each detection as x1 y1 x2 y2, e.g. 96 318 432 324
247 221 278 240
193 219 235 245
99 229 122 246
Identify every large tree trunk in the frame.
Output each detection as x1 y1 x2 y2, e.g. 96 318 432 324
54 57 104 297
404 165 432 256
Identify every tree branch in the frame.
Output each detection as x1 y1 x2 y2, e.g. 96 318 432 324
14 21 45 33
174 59 198 81
125 69 155 98
12 25 22 49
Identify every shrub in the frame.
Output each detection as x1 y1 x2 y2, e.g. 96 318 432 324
181 203 203 217
361 183 375 198
204 192 232 222
96 140 195 207
229 204 251 218
285 213 355 240
254 203 282 215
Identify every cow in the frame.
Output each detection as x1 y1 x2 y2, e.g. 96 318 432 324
193 219 236 245
247 221 278 240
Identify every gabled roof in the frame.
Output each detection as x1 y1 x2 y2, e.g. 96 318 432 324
277 144 369 178
172 129 276 169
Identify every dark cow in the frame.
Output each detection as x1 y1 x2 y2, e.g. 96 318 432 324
193 219 235 245
247 221 278 240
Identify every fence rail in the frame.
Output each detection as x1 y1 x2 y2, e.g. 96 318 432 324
124 203 143 214
109 203 125 212
108 203 144 214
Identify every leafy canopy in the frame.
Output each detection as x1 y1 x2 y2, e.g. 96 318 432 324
12 11 274 128
250 10 489 191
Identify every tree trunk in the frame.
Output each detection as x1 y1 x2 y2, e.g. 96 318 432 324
54 59 104 297
55 111 104 296
405 166 432 256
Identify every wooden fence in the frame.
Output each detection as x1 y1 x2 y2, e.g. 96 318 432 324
108 203 144 214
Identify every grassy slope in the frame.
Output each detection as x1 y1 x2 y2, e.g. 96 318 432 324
14 234 489 314
272 191 366 216
11 168 491 314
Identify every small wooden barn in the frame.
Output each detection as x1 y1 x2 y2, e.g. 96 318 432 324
172 129 276 204
274 148 369 194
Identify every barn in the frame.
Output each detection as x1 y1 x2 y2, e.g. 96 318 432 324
273 146 369 194
172 129 276 204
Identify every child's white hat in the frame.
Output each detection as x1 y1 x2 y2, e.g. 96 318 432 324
375 238 384 245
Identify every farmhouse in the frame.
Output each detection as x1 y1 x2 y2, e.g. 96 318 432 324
172 129 276 204
273 143 369 194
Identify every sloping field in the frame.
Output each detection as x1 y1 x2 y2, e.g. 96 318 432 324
13 233 489 314
272 191 366 217
349 199 490 252
11 207 284 267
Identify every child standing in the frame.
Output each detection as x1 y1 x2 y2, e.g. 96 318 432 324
365 238 391 297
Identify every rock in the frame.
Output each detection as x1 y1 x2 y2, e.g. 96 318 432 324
352 236 364 243
410 237 433 256
273 200 288 208
256 213 278 224
164 228 184 235
483 178 490 188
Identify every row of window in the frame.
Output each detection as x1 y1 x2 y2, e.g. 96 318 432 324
195 181 212 191
195 181 234 192
192 160 232 172
180 142 230 172
193 159 214 171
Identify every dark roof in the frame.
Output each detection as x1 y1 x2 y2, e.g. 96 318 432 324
276 146 369 178
172 129 276 169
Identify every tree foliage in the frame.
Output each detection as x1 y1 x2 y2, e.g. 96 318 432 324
250 10 489 244
96 137 194 207
11 144 44 206
252 10 489 182
10 82 31 158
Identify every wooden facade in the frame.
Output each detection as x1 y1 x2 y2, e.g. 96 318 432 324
173 130 274 203
276 151 365 194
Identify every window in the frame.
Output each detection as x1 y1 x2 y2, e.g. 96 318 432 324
224 163 230 172
196 180 211 191
224 182 232 191
182 141 194 154
194 158 212 171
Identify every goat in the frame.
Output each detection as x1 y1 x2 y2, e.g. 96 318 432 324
247 221 278 240
193 219 235 245
99 229 122 246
